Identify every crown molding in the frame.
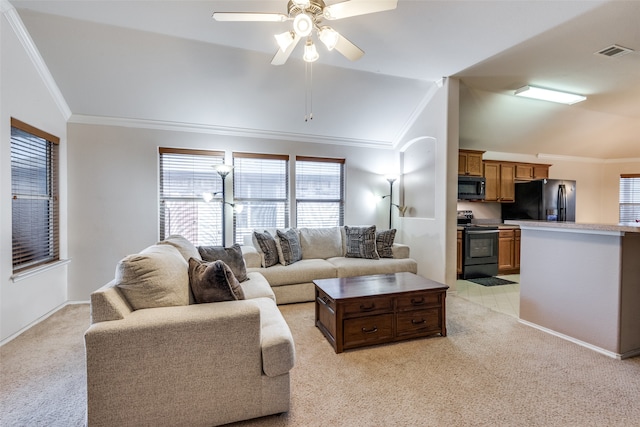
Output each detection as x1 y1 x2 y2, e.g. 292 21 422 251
391 80 441 149
69 114 394 149
537 153 640 164
2 2 72 120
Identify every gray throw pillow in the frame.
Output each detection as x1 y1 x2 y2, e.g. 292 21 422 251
376 229 396 258
345 225 379 259
276 229 303 265
197 243 248 282
188 258 245 303
253 230 279 267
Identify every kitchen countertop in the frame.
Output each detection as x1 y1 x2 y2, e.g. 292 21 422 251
457 224 520 231
504 220 640 234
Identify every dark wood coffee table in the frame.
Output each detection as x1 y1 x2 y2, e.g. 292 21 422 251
314 272 449 353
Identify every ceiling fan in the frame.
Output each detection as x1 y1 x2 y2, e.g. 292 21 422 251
213 0 398 65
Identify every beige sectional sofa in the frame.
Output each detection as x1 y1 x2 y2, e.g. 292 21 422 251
85 236 295 427
242 226 418 304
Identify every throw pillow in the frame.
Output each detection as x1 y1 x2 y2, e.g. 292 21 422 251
299 227 343 259
253 230 279 267
276 229 303 265
197 243 248 282
115 244 190 310
188 258 245 303
158 235 201 262
376 229 396 258
344 225 379 259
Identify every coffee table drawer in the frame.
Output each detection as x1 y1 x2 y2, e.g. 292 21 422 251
343 314 393 348
396 292 441 311
343 296 392 317
396 309 442 337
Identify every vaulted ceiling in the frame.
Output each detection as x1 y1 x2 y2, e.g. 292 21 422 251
9 0 640 159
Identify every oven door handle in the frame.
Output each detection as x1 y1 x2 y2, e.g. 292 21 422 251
466 230 499 234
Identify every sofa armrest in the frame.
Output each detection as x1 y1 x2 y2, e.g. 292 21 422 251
241 245 262 268
392 243 410 259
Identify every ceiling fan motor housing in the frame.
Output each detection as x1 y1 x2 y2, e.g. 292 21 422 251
288 0 325 21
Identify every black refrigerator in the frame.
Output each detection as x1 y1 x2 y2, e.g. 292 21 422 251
502 179 576 222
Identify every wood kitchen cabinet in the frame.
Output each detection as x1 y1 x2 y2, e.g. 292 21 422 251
498 228 520 275
458 150 484 176
515 163 551 181
484 161 515 202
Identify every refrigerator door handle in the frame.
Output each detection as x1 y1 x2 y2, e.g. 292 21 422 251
558 184 566 221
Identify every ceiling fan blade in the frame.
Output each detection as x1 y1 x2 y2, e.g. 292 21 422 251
212 12 288 22
271 35 301 65
334 33 364 61
323 0 398 20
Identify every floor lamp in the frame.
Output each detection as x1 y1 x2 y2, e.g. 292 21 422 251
215 164 234 246
382 176 407 229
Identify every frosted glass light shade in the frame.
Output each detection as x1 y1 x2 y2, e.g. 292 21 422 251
275 31 295 52
293 13 313 37
318 26 339 50
303 40 319 62
515 85 586 105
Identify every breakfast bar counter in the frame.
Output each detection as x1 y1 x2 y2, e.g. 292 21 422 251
505 220 640 359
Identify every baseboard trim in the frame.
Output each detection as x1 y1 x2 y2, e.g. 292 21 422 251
518 319 623 360
0 300 89 347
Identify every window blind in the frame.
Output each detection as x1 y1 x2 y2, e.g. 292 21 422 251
620 173 640 223
159 148 224 245
233 153 289 244
296 156 345 228
11 118 60 272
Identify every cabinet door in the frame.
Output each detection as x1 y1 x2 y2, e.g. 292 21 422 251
499 163 515 202
514 230 521 270
458 152 467 175
466 152 484 176
533 165 549 179
515 164 533 180
483 162 500 202
498 230 515 272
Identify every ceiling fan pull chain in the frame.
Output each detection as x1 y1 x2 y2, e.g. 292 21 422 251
305 61 314 122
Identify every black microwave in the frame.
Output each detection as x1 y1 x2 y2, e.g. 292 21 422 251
458 176 486 200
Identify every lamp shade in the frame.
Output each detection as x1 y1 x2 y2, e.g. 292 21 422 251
214 164 234 178
303 40 319 62
318 26 339 51
274 31 295 52
293 13 313 37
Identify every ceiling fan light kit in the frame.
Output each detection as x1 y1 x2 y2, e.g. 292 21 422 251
303 39 319 62
515 85 586 105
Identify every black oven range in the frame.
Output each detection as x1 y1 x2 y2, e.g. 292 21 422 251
461 224 499 279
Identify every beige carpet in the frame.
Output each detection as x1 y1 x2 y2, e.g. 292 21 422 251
2 296 639 427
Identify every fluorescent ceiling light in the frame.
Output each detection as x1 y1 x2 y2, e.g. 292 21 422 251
514 85 586 105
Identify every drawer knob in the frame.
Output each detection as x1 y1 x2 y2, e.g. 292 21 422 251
360 303 376 311
411 297 425 305
411 318 426 325
361 326 378 334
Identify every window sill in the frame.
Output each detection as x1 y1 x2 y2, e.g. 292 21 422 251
10 259 71 283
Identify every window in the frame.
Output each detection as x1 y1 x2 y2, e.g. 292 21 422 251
159 148 224 245
620 174 640 223
296 156 345 227
233 153 289 244
11 118 60 273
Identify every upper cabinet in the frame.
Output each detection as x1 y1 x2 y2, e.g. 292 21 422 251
458 150 484 176
484 161 515 202
515 163 551 181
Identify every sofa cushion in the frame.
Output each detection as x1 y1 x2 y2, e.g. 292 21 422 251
158 235 201 262
198 244 248 282
276 229 303 266
344 225 379 259
247 259 337 287
115 244 189 310
328 257 418 278
299 227 343 259
188 258 246 303
376 229 396 258
253 231 280 268
241 272 277 302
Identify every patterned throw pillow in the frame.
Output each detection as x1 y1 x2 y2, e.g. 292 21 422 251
276 229 303 265
188 258 245 303
344 225 379 259
197 244 248 282
376 229 396 258
253 230 279 267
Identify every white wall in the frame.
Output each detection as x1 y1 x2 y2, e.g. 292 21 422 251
1 6 69 341
66 123 398 300
395 79 459 288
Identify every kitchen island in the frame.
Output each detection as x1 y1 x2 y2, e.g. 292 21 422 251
505 220 640 359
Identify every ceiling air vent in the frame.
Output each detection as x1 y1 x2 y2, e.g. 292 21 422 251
595 44 634 58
